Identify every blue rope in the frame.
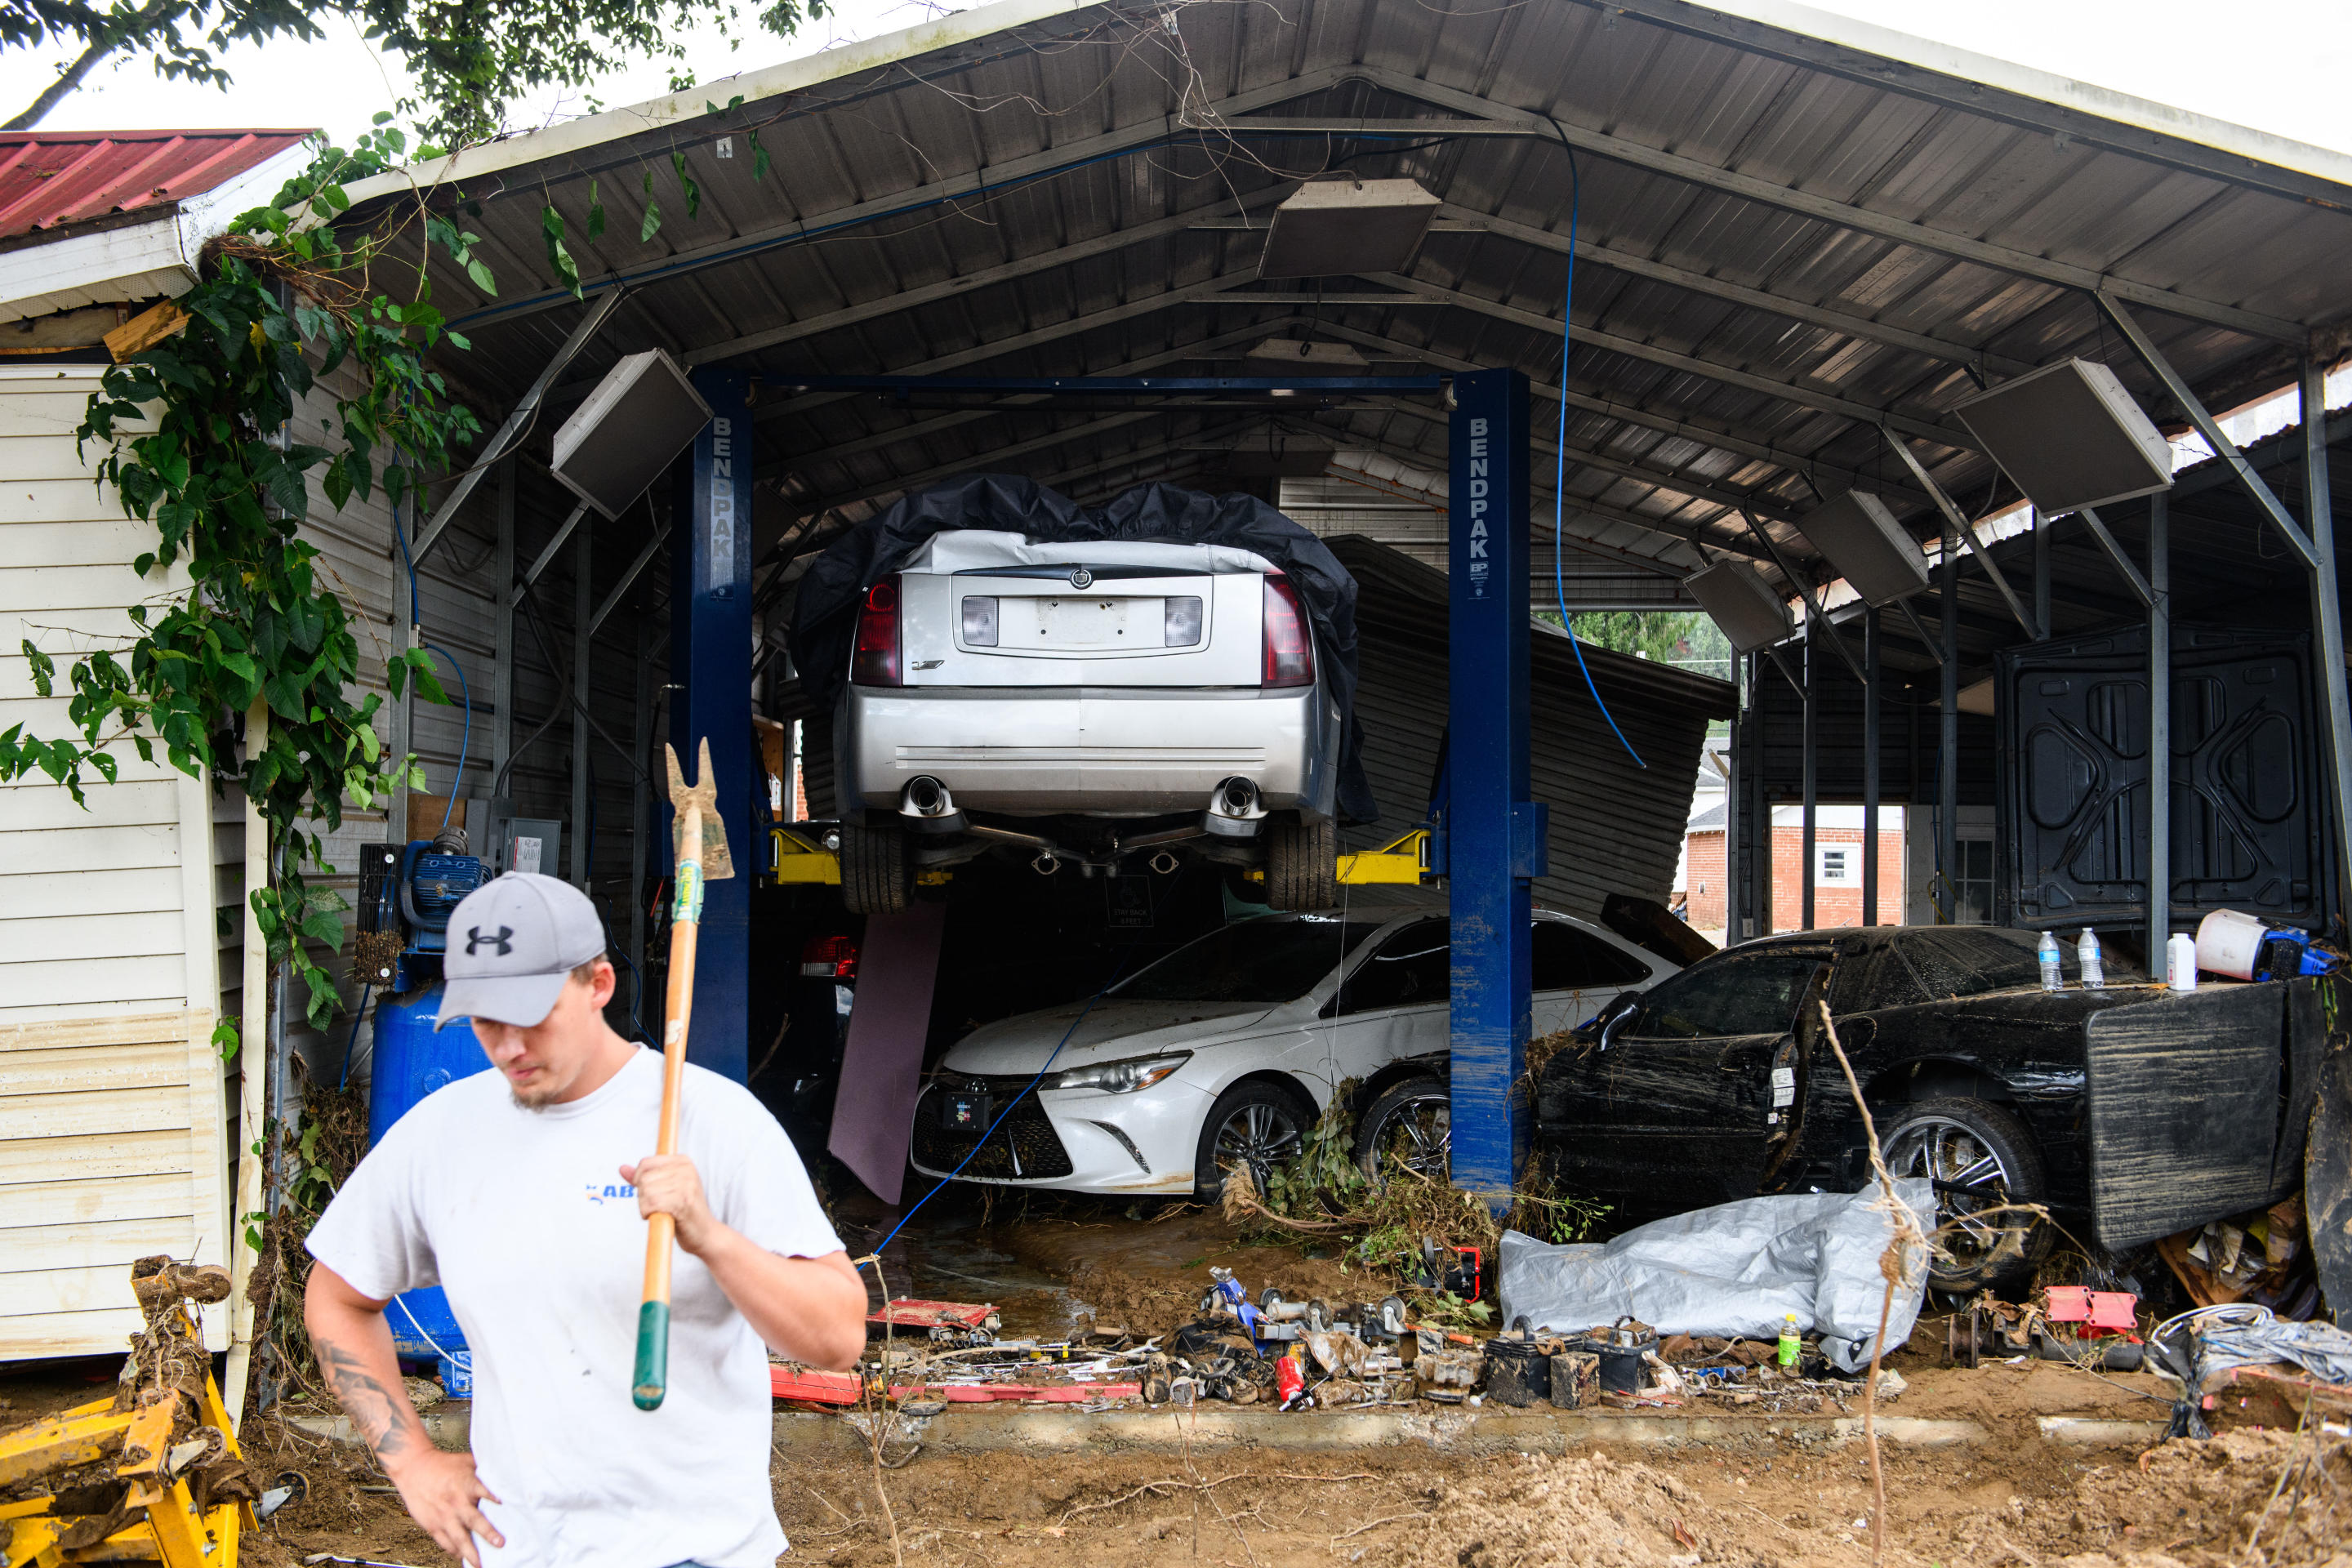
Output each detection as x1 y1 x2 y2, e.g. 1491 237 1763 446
420 643 471 837
1548 137 1646 768
861 956 1129 1270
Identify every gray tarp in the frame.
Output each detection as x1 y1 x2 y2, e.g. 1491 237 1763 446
1498 1180 1936 1373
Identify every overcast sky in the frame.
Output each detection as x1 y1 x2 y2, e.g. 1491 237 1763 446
1 0 2345 156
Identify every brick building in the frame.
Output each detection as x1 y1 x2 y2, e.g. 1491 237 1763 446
1681 804 1904 938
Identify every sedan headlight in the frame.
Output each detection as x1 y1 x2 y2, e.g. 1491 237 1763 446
1045 1052 1192 1094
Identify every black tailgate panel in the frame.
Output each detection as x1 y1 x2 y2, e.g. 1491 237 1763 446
2083 985 2284 1250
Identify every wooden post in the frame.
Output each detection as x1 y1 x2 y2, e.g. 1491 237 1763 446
222 699 270 1428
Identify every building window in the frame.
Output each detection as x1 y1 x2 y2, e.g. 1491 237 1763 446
1950 837 1995 925
1816 845 1856 885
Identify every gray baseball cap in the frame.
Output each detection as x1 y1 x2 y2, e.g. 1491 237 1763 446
436 873 608 1031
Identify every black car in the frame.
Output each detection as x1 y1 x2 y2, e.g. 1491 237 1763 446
1527 926 2318 1291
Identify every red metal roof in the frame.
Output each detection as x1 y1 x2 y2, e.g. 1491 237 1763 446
0 128 311 241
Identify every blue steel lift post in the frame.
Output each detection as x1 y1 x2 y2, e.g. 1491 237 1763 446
668 368 755 1081
1446 368 1542 1210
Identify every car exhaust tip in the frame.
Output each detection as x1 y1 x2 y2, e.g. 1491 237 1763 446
1203 776 1266 840
901 776 951 815
1148 849 1181 875
898 777 967 835
1032 851 1060 875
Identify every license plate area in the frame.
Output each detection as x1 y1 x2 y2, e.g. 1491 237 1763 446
1018 596 1137 649
944 1093 993 1129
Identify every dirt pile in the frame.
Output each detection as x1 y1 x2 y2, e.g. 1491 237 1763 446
2000 1428 2350 1568
1402 1454 1767 1568
1382 1428 2351 1568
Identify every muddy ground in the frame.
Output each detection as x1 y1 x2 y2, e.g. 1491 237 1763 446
8 1195 2342 1566
11 1348 2347 1568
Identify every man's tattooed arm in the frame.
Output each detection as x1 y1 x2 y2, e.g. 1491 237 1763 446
305 1263 505 1567
312 1333 425 1461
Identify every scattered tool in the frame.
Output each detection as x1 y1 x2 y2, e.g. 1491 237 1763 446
867 1299 1001 1346
635 738 734 1413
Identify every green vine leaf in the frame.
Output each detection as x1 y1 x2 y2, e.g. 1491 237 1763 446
750 127 770 183
587 177 606 243
542 202 582 297
10 128 488 1046
671 149 700 220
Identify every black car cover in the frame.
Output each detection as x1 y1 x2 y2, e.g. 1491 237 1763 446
787 473 1375 824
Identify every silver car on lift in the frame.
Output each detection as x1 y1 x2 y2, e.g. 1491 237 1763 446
832 530 1345 913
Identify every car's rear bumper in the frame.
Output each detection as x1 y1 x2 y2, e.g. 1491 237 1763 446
840 684 1338 818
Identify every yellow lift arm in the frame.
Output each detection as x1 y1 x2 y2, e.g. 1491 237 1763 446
768 826 1436 889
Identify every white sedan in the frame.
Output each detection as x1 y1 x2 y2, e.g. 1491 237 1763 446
906 906 1675 1199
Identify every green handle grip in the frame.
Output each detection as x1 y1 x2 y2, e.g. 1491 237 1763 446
632 1299 670 1410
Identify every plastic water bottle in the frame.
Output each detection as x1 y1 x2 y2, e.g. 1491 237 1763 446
2078 928 2105 990
2167 932 2198 991
1777 1314 1800 1369
2038 932 2064 991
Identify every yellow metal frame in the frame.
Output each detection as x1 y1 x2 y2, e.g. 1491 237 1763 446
767 825 1433 889
0 1312 255 1568
1336 827 1434 885
768 826 841 885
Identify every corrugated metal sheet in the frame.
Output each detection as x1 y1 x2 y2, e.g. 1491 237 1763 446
0 130 308 242
1332 537 1735 920
323 0 2352 670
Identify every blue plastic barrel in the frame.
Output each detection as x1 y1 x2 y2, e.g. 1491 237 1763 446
366 983 486 1365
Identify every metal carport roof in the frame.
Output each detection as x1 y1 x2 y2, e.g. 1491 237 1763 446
342 0 2352 690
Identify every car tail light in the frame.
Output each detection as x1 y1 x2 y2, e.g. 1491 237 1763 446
1164 595 1203 647
852 577 901 685
800 933 859 981
1261 575 1314 688
961 595 998 646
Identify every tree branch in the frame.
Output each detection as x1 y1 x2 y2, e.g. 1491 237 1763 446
6 35 118 130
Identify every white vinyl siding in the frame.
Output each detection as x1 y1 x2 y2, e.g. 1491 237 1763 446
0 366 233 1356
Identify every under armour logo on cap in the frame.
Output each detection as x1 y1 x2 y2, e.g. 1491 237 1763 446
435 875 610 1032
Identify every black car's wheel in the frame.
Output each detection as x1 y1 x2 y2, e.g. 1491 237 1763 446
1264 815 1336 911
1354 1078 1450 1186
1878 1098 2051 1292
1196 1081 1313 1200
840 819 908 916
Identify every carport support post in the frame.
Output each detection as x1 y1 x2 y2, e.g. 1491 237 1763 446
1801 614 1816 930
2031 508 2050 640
2302 357 2352 912
668 369 751 1081
571 524 592 886
2147 494 2170 970
1447 368 1536 1210
1939 520 1959 920
1863 607 1880 926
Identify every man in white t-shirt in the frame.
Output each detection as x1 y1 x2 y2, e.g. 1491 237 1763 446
305 873 867 1568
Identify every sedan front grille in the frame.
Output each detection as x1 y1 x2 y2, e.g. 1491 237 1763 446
911 1079 1075 1180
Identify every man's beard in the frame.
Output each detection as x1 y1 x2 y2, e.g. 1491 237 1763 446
509 1075 564 1111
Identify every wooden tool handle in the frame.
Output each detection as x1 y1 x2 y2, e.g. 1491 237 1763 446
634 800 705 1411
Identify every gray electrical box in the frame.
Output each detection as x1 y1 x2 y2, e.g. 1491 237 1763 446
550 349 712 518
500 817 564 879
1792 490 1929 607
1953 358 2173 515
1682 559 1793 654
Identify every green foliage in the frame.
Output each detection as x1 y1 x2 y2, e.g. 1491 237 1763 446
1240 1090 1609 1310
0 124 480 1039
9 0 835 146
1539 608 1733 678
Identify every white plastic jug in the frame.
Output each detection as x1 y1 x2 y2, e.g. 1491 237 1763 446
2195 909 2268 981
